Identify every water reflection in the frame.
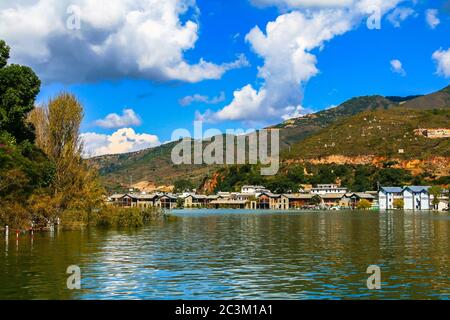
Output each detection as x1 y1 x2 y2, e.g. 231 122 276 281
0 210 449 299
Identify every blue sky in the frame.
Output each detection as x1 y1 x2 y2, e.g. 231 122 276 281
1 0 449 156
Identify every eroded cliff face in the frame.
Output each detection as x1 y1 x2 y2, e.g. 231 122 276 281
200 172 222 194
287 155 450 177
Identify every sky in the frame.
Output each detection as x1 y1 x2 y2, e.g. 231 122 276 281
0 0 449 157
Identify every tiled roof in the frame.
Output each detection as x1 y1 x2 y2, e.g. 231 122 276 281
109 194 125 199
258 192 281 198
380 187 403 193
403 186 431 193
320 193 345 199
352 193 375 199
282 194 314 199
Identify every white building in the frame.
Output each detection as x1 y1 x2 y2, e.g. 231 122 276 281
379 186 432 211
379 187 403 210
241 185 270 194
403 186 430 210
311 184 348 195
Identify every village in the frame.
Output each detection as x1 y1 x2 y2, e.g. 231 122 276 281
108 184 450 212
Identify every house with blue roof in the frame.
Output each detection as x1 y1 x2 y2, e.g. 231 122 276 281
379 187 404 210
403 186 431 210
379 186 431 211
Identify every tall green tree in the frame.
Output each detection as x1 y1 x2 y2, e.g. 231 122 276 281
0 40 54 228
0 40 41 143
428 186 443 210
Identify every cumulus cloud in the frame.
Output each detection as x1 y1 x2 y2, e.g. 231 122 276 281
432 48 450 78
179 91 226 106
199 1 402 124
425 9 440 29
95 109 142 129
387 7 415 27
0 0 246 83
250 0 401 11
250 0 354 8
390 59 406 76
81 128 161 157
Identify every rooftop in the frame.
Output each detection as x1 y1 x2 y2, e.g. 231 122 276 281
320 193 346 199
380 187 403 193
403 186 431 193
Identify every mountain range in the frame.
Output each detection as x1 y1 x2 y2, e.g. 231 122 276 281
89 85 450 192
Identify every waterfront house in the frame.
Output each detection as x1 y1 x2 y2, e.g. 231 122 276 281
209 199 249 209
379 186 432 211
320 193 346 207
280 194 315 209
109 194 125 204
403 186 431 210
311 184 348 195
155 194 178 209
108 193 159 208
261 192 282 209
340 193 376 208
183 194 209 207
217 192 231 199
379 187 404 210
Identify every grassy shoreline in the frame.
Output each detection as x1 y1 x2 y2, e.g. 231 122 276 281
0 206 167 232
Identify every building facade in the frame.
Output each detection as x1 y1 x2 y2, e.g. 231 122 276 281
403 186 430 210
379 186 432 211
311 184 348 195
379 187 404 210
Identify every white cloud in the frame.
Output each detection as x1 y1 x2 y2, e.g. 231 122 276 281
425 9 440 29
390 59 406 76
432 48 450 78
0 0 247 83
179 92 226 106
81 128 161 157
250 0 402 11
250 0 354 8
199 1 402 124
95 109 142 129
197 85 267 122
387 7 415 27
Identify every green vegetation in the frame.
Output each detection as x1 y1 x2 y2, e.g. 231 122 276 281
59 206 164 230
429 185 443 209
176 197 185 209
0 39 161 230
173 179 195 193
203 163 422 194
393 199 404 209
95 207 163 229
357 199 372 210
310 195 322 206
29 93 105 216
286 108 450 160
0 40 54 229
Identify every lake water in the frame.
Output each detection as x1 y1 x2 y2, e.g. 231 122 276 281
1 210 449 300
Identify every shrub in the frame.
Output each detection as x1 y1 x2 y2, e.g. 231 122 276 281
94 206 161 228
393 199 404 209
357 199 372 210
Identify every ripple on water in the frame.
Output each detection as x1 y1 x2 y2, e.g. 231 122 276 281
0 210 449 299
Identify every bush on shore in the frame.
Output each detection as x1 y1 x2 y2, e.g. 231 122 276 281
60 206 163 230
